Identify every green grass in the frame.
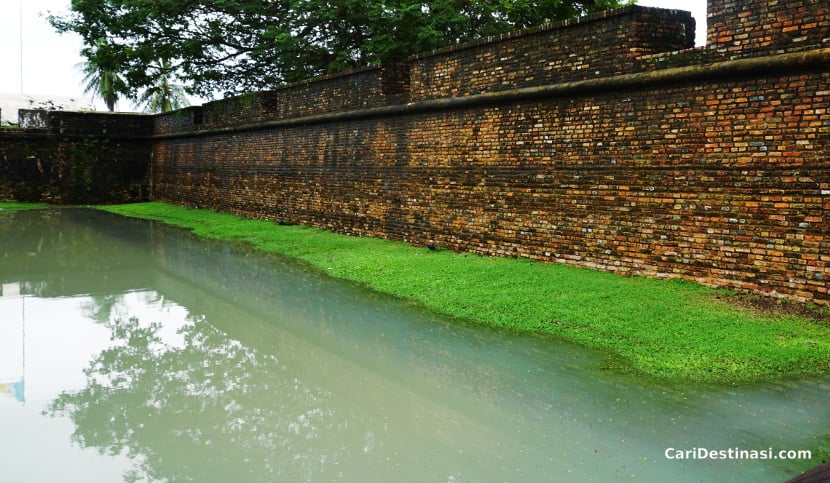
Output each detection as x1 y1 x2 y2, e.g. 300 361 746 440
98 201 830 385
0 201 50 211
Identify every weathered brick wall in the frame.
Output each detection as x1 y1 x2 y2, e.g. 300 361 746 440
708 0 829 58
192 64 411 130
154 107 204 135
409 6 695 101
150 0 829 304
0 111 152 204
152 69 829 303
409 74 828 300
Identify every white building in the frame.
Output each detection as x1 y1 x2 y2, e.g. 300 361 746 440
0 93 96 125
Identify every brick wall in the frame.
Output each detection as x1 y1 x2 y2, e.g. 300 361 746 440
708 0 829 58
0 111 152 204
149 0 829 304
409 6 695 101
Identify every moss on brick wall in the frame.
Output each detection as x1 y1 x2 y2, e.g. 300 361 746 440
0 111 152 204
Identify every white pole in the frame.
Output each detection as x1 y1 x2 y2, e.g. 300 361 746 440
19 0 24 93
21 296 25 406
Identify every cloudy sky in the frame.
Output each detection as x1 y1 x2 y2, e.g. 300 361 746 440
0 0 707 109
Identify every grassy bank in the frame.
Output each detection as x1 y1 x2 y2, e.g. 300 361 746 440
0 202 49 211
98 201 830 385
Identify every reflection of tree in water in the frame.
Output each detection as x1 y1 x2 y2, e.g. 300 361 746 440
81 292 170 326
81 294 124 324
48 314 357 482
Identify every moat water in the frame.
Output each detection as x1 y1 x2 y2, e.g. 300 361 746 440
0 208 826 482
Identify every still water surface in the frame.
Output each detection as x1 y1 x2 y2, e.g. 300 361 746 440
0 209 827 482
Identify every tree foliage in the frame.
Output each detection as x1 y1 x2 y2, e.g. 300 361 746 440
78 38 127 111
134 59 191 113
51 0 626 99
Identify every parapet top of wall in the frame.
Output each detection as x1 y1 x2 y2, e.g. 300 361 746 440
154 106 204 135
151 6 695 135
18 109 154 138
707 0 830 59
410 5 694 62
181 64 410 132
149 0 828 136
408 5 695 100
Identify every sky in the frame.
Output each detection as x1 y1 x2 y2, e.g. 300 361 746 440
0 0 707 110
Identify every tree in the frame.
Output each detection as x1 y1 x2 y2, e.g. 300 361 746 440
51 0 626 99
134 59 191 113
78 39 127 111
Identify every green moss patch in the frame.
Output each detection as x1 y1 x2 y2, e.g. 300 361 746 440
0 202 50 211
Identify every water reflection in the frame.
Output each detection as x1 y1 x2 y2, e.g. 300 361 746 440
0 284 25 405
1 209 828 482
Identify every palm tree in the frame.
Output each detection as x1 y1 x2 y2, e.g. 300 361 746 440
78 39 126 112
135 59 191 113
